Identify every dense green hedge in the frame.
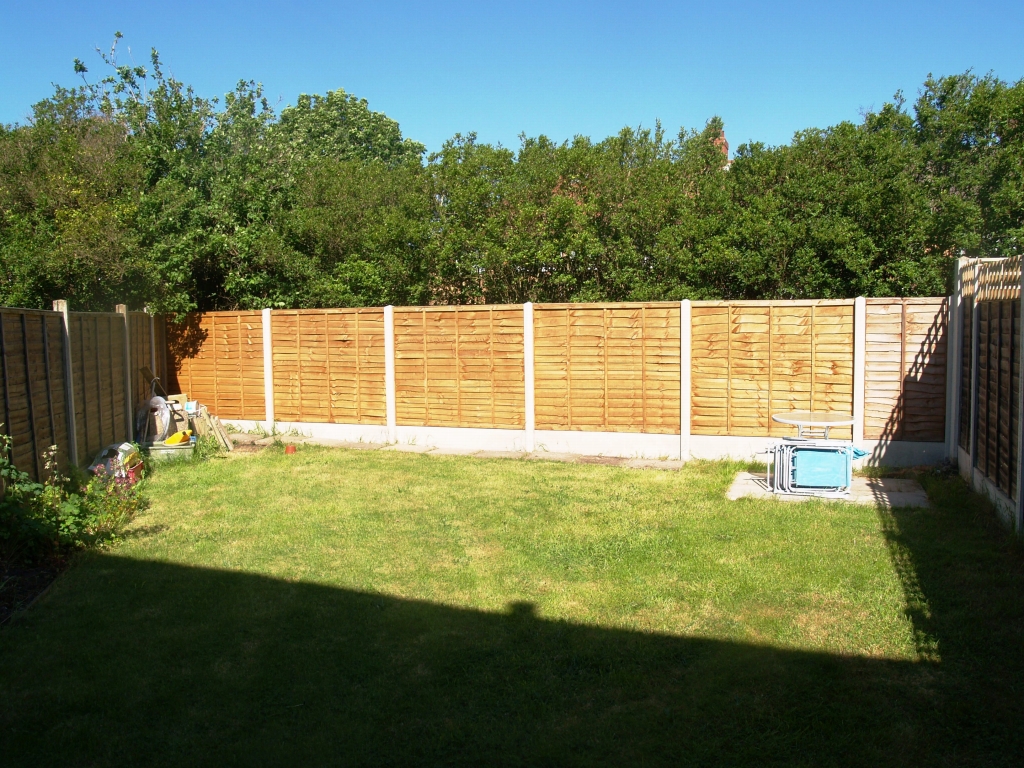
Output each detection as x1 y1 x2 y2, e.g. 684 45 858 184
2 38 1023 312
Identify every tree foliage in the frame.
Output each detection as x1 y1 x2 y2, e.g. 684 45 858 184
276 89 426 166
3 37 1024 312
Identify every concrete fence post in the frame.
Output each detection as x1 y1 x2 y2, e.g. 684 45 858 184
680 300 691 461
116 305 134 441
261 308 275 427
523 302 535 452
853 297 866 447
969 264 980 471
384 306 397 443
947 278 963 462
53 300 78 466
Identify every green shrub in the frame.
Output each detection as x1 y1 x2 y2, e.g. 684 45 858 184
0 431 146 565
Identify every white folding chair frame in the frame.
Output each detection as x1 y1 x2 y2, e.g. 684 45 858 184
767 438 853 498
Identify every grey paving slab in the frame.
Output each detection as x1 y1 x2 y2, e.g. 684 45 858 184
726 472 930 508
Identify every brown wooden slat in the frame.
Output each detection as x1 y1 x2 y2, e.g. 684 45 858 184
691 301 854 439
168 311 266 421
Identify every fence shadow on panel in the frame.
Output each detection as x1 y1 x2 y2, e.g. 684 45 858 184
164 313 208 395
869 305 947 467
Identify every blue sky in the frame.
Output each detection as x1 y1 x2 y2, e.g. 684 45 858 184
1 1 1022 154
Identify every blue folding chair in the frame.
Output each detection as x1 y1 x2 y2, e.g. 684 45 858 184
769 439 866 498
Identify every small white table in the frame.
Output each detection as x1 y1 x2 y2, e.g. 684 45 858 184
771 411 854 439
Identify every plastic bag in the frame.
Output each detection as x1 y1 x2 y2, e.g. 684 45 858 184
88 442 144 484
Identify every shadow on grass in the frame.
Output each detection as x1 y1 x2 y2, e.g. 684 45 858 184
2 475 1023 766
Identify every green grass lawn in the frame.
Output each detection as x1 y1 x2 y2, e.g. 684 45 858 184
2 446 1023 766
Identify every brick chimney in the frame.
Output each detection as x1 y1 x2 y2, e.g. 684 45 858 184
713 129 729 159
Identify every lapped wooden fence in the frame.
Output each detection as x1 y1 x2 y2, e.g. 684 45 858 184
0 309 71 479
864 298 949 443
12 279 1024 528
0 304 167 480
1 297 952 482
533 304 680 434
394 306 522 429
68 311 130 469
954 256 1024 508
166 311 266 421
165 300 948 444
274 309 384 425
690 301 853 439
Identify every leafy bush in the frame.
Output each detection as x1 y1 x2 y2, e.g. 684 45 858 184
0 432 146 565
5 35 1023 312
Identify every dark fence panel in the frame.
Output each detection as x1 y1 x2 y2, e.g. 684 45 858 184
69 312 130 466
0 309 71 480
975 300 1020 501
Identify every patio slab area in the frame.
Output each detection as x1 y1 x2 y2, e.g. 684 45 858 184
726 472 930 508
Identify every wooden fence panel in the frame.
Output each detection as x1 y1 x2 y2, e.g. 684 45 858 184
69 312 128 466
4 295 965 471
153 314 168 386
128 311 154 405
167 312 266 420
272 309 386 424
864 299 948 442
728 305 770 435
0 309 70 480
394 306 525 429
690 305 729 435
691 301 853 438
38 312 71 471
533 304 680 434
975 300 1020 500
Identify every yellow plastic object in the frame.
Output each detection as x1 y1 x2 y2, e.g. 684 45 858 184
164 429 193 445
